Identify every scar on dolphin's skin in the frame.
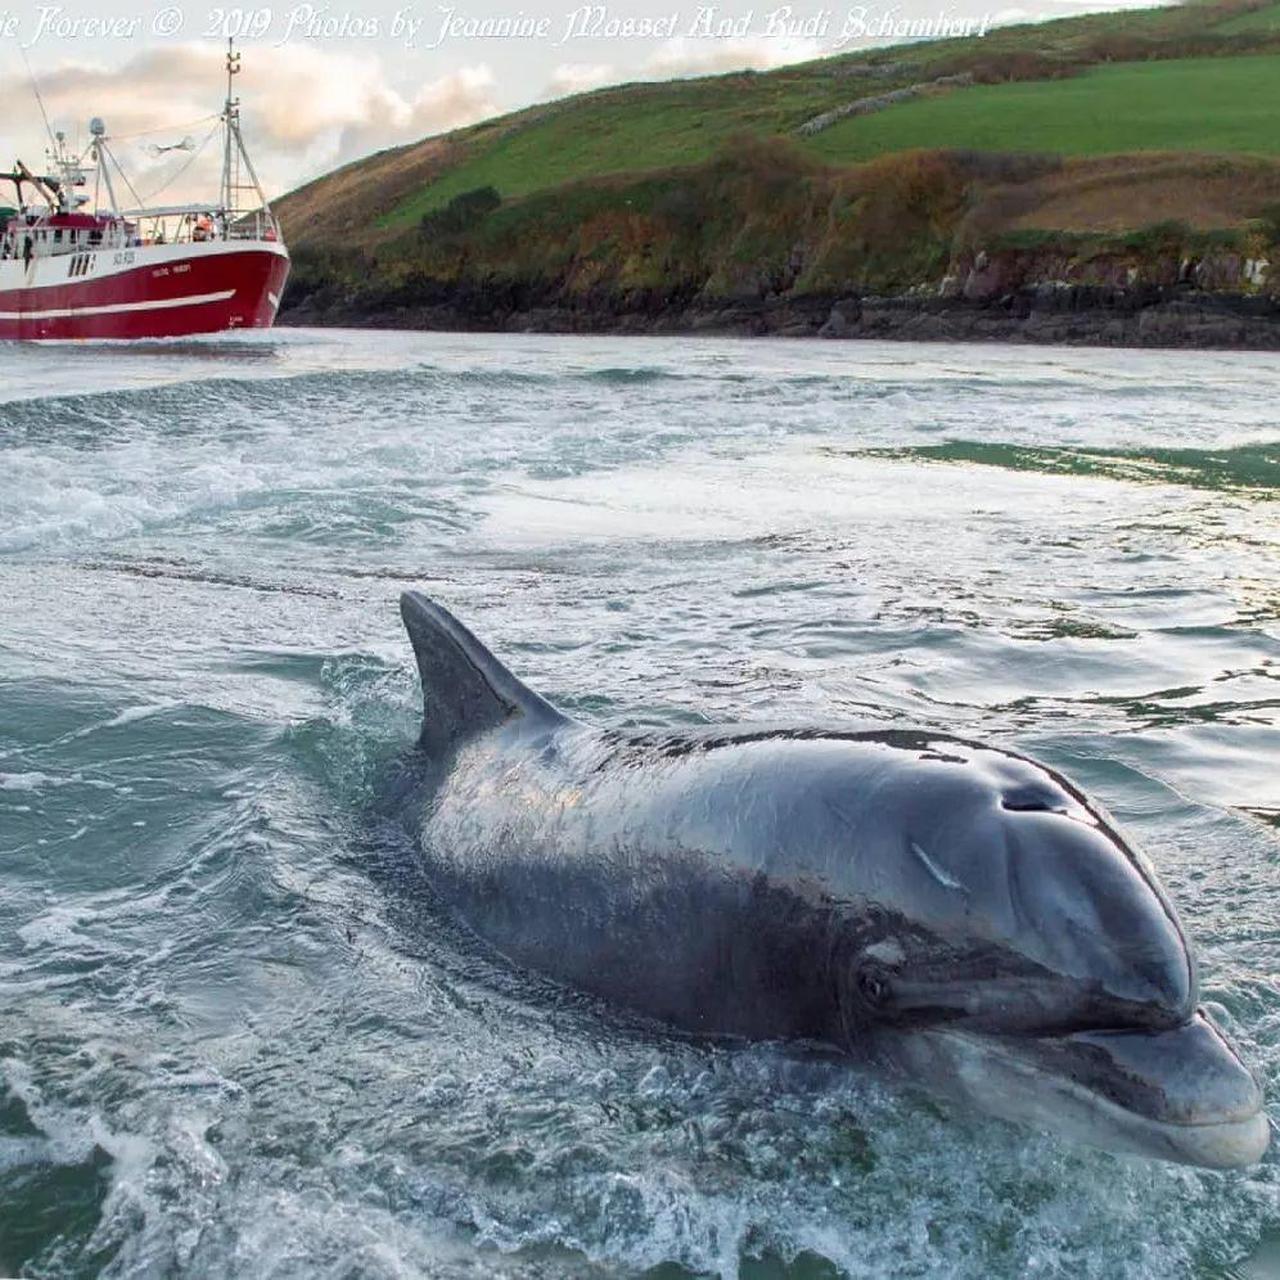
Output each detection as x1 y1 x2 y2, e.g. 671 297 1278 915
394 591 1270 1170
909 841 968 893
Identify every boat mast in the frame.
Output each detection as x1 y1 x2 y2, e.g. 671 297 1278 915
220 37 240 219
89 118 119 216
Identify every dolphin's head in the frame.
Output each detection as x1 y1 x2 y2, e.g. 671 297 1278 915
832 736 1270 1169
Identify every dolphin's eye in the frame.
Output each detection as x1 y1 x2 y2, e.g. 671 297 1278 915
857 967 891 1008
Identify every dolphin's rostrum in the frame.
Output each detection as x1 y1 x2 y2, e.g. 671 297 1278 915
397 591 1270 1169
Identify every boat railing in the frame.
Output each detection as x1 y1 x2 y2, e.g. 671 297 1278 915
115 204 283 246
226 209 282 242
0 215 136 259
2 203 282 259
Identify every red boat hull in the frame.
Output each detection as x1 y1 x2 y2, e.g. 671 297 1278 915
0 244 290 341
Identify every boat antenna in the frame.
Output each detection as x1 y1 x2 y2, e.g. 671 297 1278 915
20 48 60 155
226 36 241 103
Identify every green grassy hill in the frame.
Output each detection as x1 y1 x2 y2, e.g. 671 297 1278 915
808 55 1280 160
276 0 1280 335
1214 0 1280 30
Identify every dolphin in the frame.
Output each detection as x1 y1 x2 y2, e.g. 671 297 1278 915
395 591 1270 1169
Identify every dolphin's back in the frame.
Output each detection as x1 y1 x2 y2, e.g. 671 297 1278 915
397 593 859 1042
422 729 859 1043
400 591 568 759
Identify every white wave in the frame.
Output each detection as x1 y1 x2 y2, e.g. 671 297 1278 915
0 771 55 791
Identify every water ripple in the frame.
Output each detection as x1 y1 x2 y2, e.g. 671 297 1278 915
0 332 1277 1278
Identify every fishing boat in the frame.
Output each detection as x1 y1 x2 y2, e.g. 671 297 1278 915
0 42 288 341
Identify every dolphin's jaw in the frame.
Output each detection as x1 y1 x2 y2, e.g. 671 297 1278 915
878 1014 1270 1170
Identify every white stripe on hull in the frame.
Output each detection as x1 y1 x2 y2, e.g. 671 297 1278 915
0 289 235 322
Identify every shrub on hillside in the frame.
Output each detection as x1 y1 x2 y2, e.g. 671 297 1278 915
1078 29 1280 64
1117 219 1195 254
934 49 1084 84
712 133 822 184
1253 203 1280 245
652 183 706 235
419 186 502 238
945 150 1063 185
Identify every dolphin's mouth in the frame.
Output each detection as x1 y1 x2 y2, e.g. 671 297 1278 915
881 1010 1270 1169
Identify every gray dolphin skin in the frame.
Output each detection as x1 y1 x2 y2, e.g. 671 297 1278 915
397 592 1270 1170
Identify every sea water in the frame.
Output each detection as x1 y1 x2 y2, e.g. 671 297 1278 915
0 329 1276 1278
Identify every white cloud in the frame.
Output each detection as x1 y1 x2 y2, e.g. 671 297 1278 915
328 65 499 170
643 36 824 77
544 63 617 97
0 44 497 202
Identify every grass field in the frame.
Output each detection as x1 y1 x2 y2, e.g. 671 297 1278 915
1212 0 1280 30
381 75 847 228
381 52 1280 230
373 2 1251 228
807 54 1280 161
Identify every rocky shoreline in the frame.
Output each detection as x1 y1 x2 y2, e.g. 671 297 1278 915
280 284 1280 350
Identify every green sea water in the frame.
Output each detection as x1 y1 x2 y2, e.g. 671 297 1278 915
0 331 1276 1278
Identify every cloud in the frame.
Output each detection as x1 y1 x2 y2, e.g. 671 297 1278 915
328 65 499 170
643 36 824 78
0 44 498 202
544 63 617 97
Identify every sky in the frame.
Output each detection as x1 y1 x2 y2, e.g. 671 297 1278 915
0 0 1168 205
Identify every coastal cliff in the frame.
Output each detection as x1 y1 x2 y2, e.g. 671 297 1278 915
275 1 1280 348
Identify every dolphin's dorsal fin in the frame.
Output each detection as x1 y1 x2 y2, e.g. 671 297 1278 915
400 591 568 757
